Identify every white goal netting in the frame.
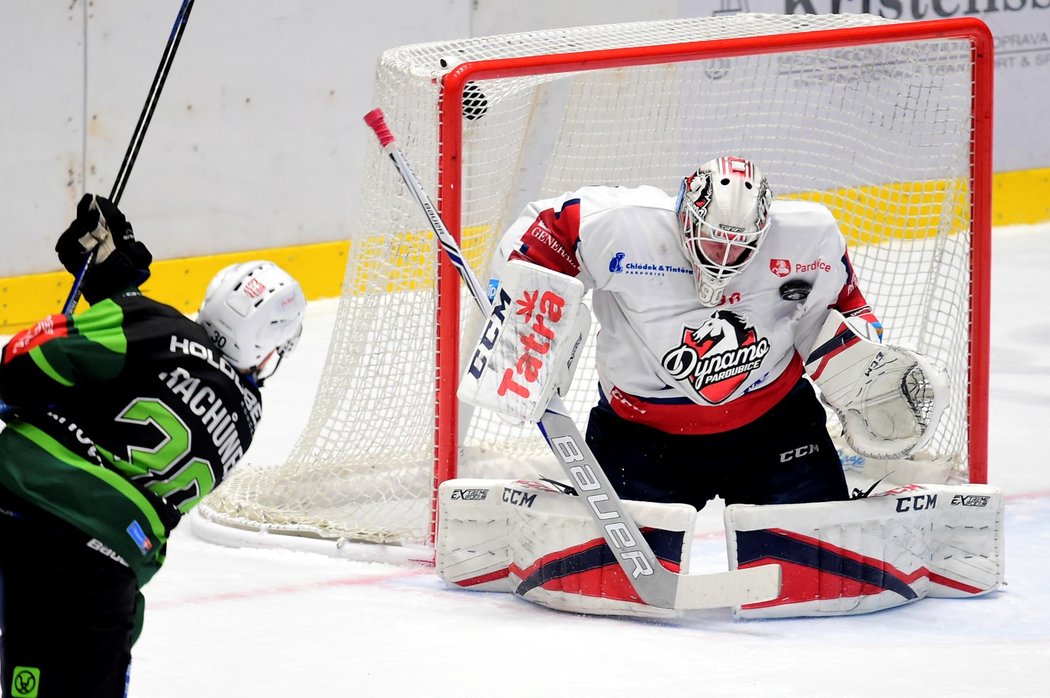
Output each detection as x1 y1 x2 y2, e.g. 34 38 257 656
194 13 990 554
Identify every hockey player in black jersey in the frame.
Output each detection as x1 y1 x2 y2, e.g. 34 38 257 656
0 194 306 698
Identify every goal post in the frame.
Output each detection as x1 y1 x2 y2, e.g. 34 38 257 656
192 13 993 556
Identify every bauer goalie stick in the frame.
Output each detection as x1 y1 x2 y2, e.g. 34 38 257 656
364 108 781 611
63 0 197 314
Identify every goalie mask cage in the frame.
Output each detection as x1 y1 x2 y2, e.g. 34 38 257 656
193 13 992 557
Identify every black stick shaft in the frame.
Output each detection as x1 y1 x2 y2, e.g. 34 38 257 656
63 0 196 313
110 0 195 206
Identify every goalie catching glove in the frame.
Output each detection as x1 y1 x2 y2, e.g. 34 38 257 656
805 310 949 460
458 260 590 423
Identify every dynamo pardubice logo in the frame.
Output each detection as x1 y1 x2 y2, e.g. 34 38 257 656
661 310 770 404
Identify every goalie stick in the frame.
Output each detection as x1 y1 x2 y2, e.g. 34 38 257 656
364 107 781 611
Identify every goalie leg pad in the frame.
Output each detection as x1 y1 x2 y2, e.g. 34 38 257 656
436 478 697 619
725 483 1003 619
435 480 518 593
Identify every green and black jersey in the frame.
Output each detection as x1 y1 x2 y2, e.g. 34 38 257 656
0 290 261 585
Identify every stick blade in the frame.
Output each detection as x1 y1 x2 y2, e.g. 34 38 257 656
674 563 781 610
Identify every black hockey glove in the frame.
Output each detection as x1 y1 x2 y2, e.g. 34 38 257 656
56 194 152 304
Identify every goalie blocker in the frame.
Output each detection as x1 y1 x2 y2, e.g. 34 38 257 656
458 260 590 424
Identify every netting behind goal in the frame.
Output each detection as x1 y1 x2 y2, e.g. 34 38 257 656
193 13 992 554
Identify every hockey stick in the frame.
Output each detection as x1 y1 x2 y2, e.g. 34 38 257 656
63 0 197 314
364 108 781 611
0 1 196 418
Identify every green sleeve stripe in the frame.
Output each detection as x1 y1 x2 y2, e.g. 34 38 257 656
76 299 128 354
8 421 167 540
28 346 75 386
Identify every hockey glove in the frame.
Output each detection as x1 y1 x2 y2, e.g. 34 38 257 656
805 310 949 459
56 194 152 304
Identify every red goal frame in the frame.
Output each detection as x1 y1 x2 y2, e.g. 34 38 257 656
430 17 994 539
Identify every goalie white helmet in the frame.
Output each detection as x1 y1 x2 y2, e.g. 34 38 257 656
676 156 773 306
196 260 306 382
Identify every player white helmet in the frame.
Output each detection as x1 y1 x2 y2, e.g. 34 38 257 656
196 260 306 383
676 156 773 306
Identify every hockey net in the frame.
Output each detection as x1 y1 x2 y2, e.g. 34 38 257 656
193 13 992 555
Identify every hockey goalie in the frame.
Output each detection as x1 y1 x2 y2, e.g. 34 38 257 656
437 157 1003 619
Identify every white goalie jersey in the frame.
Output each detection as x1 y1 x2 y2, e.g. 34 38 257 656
493 185 880 435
